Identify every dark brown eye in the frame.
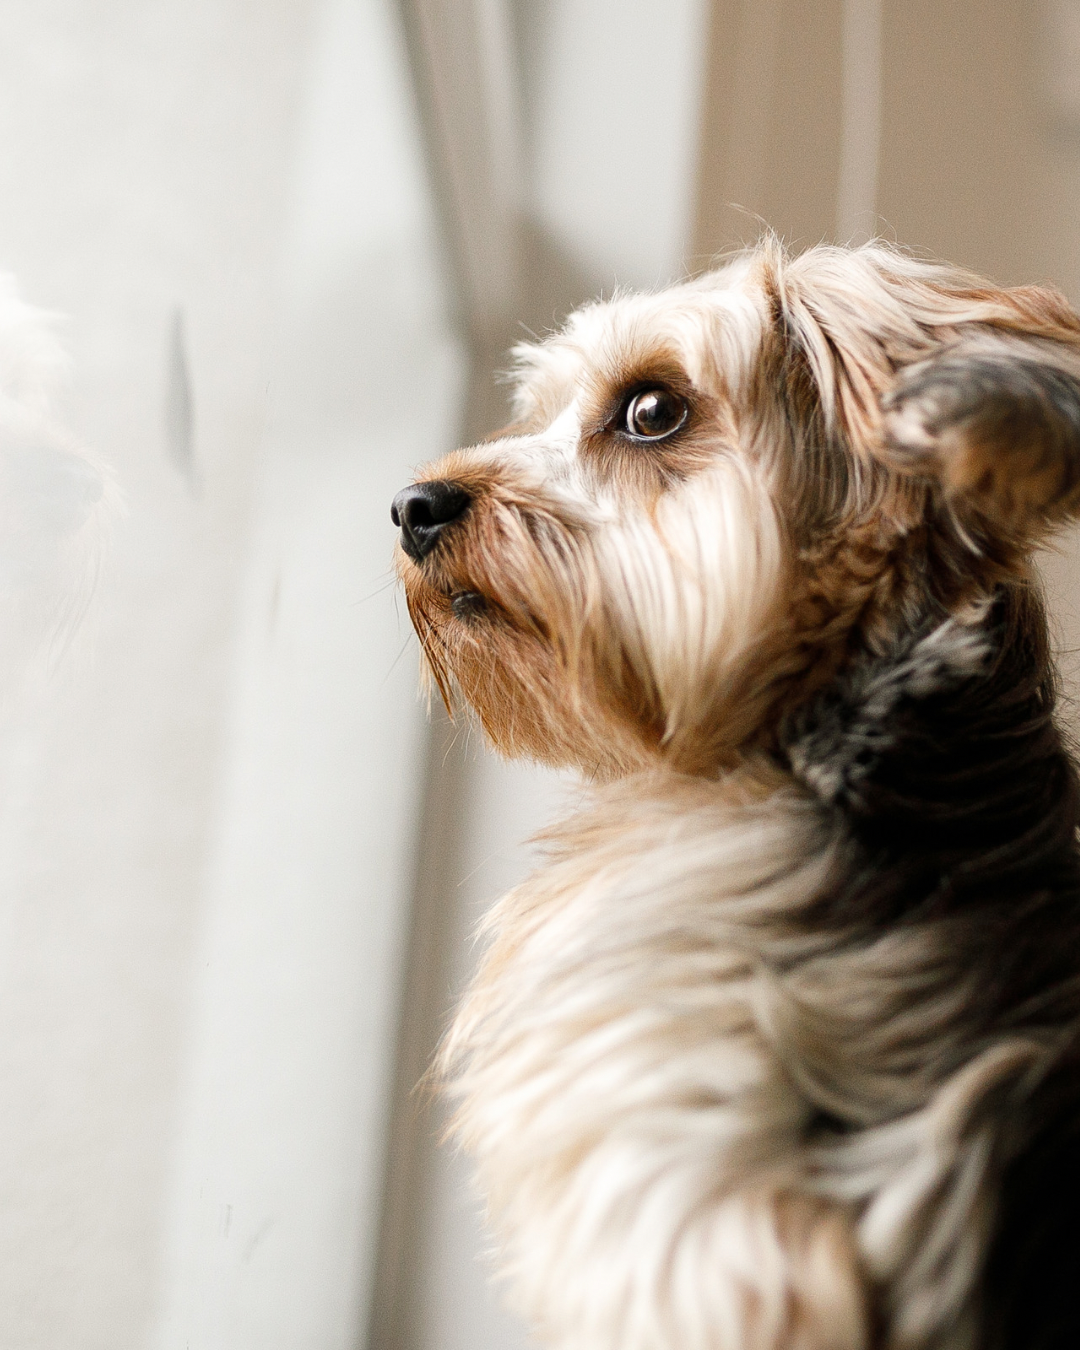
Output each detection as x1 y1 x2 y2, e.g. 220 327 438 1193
624 388 688 440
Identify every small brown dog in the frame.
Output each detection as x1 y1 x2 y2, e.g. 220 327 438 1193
393 240 1080 1350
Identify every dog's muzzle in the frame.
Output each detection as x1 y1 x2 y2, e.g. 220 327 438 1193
391 480 471 562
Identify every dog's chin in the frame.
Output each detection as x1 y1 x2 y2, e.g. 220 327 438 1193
402 568 659 776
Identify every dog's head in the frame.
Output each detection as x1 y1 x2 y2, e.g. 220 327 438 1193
393 240 1080 778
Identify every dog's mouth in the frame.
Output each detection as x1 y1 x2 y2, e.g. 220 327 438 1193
450 590 488 621
394 480 564 650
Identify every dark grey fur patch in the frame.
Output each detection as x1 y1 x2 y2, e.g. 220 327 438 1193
785 620 989 806
778 585 1080 1347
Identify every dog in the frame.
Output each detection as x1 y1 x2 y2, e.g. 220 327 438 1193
392 239 1080 1350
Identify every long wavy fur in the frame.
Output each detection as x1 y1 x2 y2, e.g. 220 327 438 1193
395 240 1080 1349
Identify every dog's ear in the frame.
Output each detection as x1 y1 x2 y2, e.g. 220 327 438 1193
780 250 1080 543
881 328 1080 540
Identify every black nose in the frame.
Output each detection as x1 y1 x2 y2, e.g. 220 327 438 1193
391 480 471 561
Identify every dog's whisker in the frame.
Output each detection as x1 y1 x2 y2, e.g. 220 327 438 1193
351 574 398 606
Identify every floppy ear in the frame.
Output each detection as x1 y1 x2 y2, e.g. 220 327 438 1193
881 328 1080 541
779 249 1080 543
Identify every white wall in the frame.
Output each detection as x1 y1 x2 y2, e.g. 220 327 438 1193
519 0 710 292
0 2 463 1347
152 0 468 1345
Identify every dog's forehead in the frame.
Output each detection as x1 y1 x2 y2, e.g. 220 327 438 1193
512 264 771 425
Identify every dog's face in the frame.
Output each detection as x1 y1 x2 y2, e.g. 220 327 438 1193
394 241 1080 778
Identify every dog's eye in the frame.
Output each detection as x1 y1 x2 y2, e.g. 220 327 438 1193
624 388 688 440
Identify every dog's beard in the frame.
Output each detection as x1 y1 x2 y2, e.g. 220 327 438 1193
402 455 786 776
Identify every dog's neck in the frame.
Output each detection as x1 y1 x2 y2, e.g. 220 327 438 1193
777 582 1080 1019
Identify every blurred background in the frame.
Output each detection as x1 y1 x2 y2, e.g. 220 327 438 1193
1 2 1080 1348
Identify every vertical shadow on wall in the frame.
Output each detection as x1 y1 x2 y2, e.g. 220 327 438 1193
365 702 471 1350
692 0 844 262
364 220 591 1350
